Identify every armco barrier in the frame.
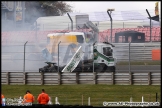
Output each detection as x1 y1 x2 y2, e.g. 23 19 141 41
1 72 161 85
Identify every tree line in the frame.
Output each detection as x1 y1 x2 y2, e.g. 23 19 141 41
25 1 72 23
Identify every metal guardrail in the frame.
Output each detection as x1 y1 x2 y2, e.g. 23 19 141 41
1 72 160 85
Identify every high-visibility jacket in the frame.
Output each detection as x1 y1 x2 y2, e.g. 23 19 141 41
37 92 49 105
1 94 4 104
23 93 34 103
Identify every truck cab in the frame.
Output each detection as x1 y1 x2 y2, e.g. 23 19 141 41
93 42 117 72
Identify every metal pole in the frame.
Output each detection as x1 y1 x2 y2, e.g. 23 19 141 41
146 9 152 42
150 18 152 42
23 41 28 73
67 13 73 31
93 44 94 73
93 41 97 73
58 41 61 72
129 42 130 73
107 10 112 43
110 12 112 43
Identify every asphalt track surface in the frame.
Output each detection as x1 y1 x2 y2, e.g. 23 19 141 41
116 65 161 73
1 63 161 72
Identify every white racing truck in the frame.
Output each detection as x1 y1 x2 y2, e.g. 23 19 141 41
39 21 117 73
60 41 117 73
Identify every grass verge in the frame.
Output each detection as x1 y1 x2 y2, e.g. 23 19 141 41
1 84 161 107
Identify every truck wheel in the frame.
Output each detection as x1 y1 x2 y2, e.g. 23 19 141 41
113 66 116 72
110 66 115 72
95 64 107 73
59 66 65 72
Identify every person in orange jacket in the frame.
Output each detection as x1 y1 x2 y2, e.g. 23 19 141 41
1 94 5 104
23 90 34 104
37 89 49 105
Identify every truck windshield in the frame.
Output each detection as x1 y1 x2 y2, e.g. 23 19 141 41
84 32 94 43
76 35 84 43
103 47 112 56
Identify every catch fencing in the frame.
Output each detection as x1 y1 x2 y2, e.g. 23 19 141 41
1 42 160 72
1 72 161 85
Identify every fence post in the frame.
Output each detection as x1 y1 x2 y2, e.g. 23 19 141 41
112 72 114 85
76 72 79 84
129 72 133 85
146 9 152 42
58 41 61 73
67 13 73 31
41 72 44 85
107 10 113 43
93 72 97 84
23 72 27 85
23 41 28 73
58 72 62 85
148 72 151 85
93 42 97 73
129 42 131 73
6 72 10 85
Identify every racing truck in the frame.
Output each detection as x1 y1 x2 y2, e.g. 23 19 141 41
39 21 117 73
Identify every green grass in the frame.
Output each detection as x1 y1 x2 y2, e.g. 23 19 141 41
117 60 161 65
1 85 161 107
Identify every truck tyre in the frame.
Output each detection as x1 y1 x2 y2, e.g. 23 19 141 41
95 64 107 73
110 66 115 72
59 66 66 72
